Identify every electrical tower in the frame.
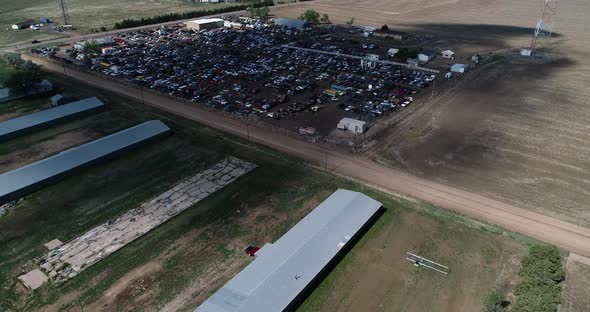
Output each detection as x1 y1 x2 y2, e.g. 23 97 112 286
58 0 70 25
529 0 559 51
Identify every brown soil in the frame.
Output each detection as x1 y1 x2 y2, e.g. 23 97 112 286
303 211 525 312
561 255 590 312
0 129 100 173
84 262 163 312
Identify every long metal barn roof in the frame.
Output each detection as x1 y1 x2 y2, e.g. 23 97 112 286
0 97 105 141
0 120 170 205
195 189 383 312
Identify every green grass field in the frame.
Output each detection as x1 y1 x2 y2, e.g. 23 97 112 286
0 0 244 47
0 63 532 311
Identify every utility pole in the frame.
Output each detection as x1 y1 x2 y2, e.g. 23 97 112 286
58 0 70 25
431 77 436 99
139 84 144 105
528 0 559 53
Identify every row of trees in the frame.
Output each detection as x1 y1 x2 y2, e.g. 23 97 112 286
298 9 330 23
482 245 565 312
114 0 275 29
2 54 42 95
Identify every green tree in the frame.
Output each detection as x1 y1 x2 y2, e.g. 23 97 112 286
299 9 320 23
4 61 42 95
320 13 330 23
483 289 506 312
346 16 355 27
395 48 418 61
83 40 101 56
512 245 565 312
5 53 24 69
259 6 270 17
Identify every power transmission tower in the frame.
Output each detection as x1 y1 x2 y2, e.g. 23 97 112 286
58 0 70 25
529 0 559 52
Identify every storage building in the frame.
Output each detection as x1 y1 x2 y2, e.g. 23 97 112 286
388 48 399 57
418 48 436 64
274 18 307 29
0 120 170 205
74 37 114 50
337 117 367 134
0 97 104 142
195 189 383 312
186 18 225 31
441 50 455 59
451 64 470 73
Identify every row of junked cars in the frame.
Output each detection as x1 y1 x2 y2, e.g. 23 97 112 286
51 20 435 125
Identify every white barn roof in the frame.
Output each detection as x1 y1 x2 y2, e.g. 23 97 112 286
0 97 104 141
195 189 382 312
0 120 170 204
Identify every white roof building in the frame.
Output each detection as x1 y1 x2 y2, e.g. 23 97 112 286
441 50 455 58
337 117 367 134
451 63 470 73
388 48 399 56
195 189 382 312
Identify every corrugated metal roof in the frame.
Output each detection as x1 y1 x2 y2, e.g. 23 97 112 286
195 189 382 312
0 97 104 141
0 120 170 204
274 18 307 29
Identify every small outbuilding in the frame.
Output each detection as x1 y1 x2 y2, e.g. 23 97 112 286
274 18 307 29
337 117 366 134
186 18 225 31
441 50 455 59
418 48 436 64
451 64 470 73
40 17 51 23
387 48 399 57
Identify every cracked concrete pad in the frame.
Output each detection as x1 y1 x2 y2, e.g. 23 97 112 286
18 269 48 290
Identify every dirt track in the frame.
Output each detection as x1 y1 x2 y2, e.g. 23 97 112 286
23 55 590 258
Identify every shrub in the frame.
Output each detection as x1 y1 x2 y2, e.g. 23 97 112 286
512 245 565 312
483 289 506 312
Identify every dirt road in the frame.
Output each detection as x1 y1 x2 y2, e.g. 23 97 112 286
25 56 590 258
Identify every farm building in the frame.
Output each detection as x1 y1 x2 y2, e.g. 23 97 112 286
195 189 383 312
451 64 470 73
0 97 104 142
11 20 35 30
388 48 399 57
337 117 367 134
418 48 436 64
74 37 114 50
274 18 308 29
186 18 225 31
441 50 455 59
0 120 170 205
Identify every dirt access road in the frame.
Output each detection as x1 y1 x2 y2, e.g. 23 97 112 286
24 55 590 258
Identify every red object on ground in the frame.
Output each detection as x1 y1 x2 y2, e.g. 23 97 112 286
245 246 260 257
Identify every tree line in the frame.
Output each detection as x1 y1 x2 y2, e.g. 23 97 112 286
114 0 275 30
483 244 565 312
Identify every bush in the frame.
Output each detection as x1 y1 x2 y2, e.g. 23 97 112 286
114 0 274 29
512 245 565 312
483 289 506 312
3 60 42 95
299 9 320 23
395 48 418 61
